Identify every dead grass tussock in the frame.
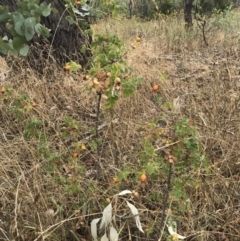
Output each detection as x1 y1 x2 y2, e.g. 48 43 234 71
1 11 240 241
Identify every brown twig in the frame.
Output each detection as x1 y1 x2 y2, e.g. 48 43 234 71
158 162 173 240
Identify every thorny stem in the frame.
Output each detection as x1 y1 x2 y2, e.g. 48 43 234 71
95 91 102 174
158 162 173 240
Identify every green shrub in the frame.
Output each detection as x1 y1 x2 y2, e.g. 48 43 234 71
0 0 52 56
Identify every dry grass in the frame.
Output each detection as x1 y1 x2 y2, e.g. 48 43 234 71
1 11 240 241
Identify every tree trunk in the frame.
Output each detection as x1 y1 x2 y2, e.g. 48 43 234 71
141 0 149 19
0 0 92 69
235 0 240 7
184 0 194 29
129 0 134 18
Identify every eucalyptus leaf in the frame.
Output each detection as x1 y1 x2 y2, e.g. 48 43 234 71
99 203 112 231
9 25 18 37
16 1 28 11
101 233 109 241
91 218 101 241
34 23 42 35
9 50 18 56
166 221 186 240
27 3 39 11
109 226 118 241
166 220 186 240
167 221 178 234
126 201 144 233
12 36 26 50
0 5 9 14
0 12 11 23
74 8 83 15
24 17 36 41
51 8 58 14
14 20 25 36
0 41 12 55
2 36 8 42
66 16 77 25
42 4 51 17
34 6 45 18
13 13 24 24
19 44 29 57
34 25 50 38
81 6 90 11
117 190 132 196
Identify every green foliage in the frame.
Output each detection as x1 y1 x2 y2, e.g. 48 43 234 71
64 116 82 129
195 0 234 14
133 0 235 19
1 86 90 197
62 156 87 194
89 0 127 22
170 118 210 207
139 139 163 180
133 0 182 19
157 0 181 15
61 116 82 141
64 0 92 31
8 93 33 119
0 0 52 56
23 117 45 140
117 168 131 182
87 33 142 108
174 118 207 169
135 117 210 212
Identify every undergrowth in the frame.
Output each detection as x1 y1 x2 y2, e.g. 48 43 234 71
1 9 240 241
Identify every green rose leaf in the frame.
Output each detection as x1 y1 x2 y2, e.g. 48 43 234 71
122 81 137 98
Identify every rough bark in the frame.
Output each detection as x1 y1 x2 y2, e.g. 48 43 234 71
184 0 194 29
141 0 149 19
236 0 240 7
0 0 91 70
129 0 134 18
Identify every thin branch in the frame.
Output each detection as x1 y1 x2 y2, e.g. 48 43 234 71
158 162 173 240
95 91 102 173
13 176 21 238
